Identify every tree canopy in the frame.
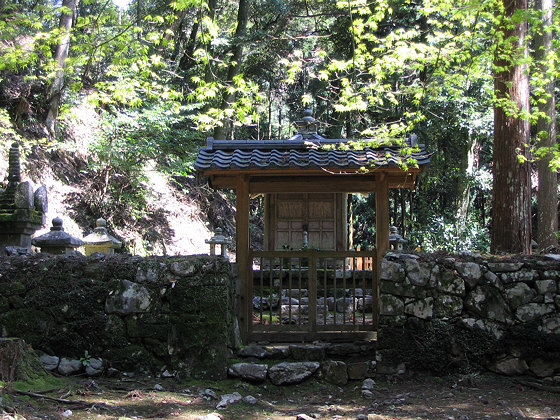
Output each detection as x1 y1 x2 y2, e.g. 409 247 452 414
0 0 558 254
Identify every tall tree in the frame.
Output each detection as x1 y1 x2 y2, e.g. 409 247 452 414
491 0 532 254
213 0 250 140
46 0 79 136
535 0 558 250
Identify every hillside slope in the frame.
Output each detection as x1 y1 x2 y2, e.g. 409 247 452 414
0 104 236 256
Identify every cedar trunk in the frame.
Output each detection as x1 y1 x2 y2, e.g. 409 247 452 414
535 0 558 250
491 0 532 254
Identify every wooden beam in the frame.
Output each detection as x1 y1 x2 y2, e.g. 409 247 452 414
249 176 379 193
235 175 250 343
209 173 418 192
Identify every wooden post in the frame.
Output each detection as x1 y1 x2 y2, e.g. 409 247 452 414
376 173 389 261
236 175 250 343
375 173 389 332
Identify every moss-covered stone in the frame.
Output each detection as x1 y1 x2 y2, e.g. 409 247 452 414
434 294 463 318
8 295 24 308
0 296 8 313
0 309 54 348
125 313 169 341
0 281 26 296
101 314 129 348
143 338 168 360
102 345 163 373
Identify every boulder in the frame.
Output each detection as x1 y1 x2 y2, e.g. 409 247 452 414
487 262 524 273
455 262 482 288
515 303 554 323
405 259 431 286
216 392 242 409
501 270 538 284
85 358 104 376
503 283 535 309
58 357 83 376
105 280 152 314
321 360 348 386
268 362 320 385
237 345 289 359
335 297 355 313
490 356 528 376
362 378 376 391
404 297 433 319
465 285 510 323
535 280 557 295
379 294 404 316
381 260 405 282
228 363 268 382
529 358 560 378
543 270 560 279
434 266 465 296
460 318 504 340
434 294 463 318
290 344 326 361
541 314 560 334
484 270 503 290
39 354 59 371
347 361 370 380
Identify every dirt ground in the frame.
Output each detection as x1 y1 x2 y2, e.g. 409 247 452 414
1 372 559 420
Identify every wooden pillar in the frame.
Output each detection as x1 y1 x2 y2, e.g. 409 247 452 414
375 173 389 331
236 175 250 343
376 173 389 263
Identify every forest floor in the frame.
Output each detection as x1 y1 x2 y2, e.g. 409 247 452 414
2 372 560 420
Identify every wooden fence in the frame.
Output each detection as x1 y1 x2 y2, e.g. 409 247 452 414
245 250 378 342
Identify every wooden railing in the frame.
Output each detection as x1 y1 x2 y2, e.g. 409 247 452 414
246 249 378 342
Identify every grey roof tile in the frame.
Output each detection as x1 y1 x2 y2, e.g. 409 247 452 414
195 137 430 171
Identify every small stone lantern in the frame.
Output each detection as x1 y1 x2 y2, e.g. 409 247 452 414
82 218 122 256
32 217 83 255
205 228 231 259
389 226 408 252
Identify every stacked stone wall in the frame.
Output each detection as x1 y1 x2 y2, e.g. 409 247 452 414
0 254 233 379
378 252 560 379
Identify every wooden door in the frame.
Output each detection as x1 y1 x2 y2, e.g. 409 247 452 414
265 193 345 251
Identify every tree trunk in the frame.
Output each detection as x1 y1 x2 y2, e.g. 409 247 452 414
535 0 558 250
456 132 477 233
213 0 250 140
45 0 79 136
491 0 532 254
0 338 45 382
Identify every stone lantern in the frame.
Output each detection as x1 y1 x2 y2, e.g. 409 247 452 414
294 109 319 136
32 217 83 255
205 228 231 259
389 226 408 252
82 218 122 256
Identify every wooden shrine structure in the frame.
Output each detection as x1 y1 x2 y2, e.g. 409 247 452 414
195 112 430 343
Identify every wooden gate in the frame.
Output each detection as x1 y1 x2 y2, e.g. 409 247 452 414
246 250 378 342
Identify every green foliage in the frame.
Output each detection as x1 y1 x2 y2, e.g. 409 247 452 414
410 216 490 253
0 0 558 253
79 350 91 366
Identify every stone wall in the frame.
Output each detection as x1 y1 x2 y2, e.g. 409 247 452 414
378 252 560 379
0 254 234 380
1 251 559 382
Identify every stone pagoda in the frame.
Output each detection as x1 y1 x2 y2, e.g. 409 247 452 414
0 143 48 253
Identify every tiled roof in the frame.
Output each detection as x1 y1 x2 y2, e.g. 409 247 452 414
195 133 430 172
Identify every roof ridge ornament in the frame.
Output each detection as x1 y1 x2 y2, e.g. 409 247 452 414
294 109 319 138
